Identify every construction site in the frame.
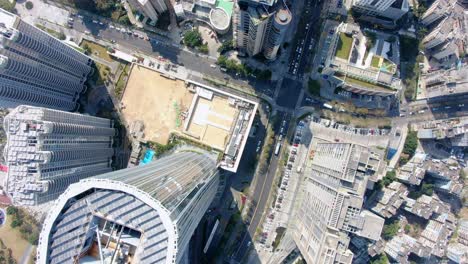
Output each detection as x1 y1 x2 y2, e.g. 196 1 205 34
120 65 258 172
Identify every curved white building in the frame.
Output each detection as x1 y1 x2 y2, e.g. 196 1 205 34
4 105 115 205
37 151 219 264
0 8 92 111
210 8 231 34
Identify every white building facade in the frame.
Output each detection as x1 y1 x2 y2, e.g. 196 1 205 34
0 9 92 111
37 150 219 264
4 105 115 205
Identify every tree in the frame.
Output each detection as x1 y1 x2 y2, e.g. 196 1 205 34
404 224 411 234
183 30 202 48
6 206 17 215
217 55 227 67
0 0 16 12
370 254 389 264
83 44 91 55
421 182 434 196
25 1 33 9
382 220 399 240
217 40 233 54
58 31 66 40
198 44 209 54
378 170 397 189
118 15 130 25
403 130 418 158
10 219 22 228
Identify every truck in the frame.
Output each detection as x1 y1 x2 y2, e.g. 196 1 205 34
275 142 281 156
323 103 333 110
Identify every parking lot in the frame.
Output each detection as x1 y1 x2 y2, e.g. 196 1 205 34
259 118 312 250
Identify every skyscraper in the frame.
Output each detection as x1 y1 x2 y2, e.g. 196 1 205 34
0 8 92 111
292 140 385 264
352 0 409 28
127 0 167 24
234 0 291 60
37 150 219 264
3 105 115 205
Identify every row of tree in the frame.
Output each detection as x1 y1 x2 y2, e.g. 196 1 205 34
217 56 272 80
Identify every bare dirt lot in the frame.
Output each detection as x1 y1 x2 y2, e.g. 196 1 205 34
121 65 194 144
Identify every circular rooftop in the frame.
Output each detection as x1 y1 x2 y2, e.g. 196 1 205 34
37 180 177 264
209 8 230 33
275 8 292 25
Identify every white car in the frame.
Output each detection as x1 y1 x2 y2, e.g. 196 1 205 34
210 64 217 68
109 25 115 29
92 20 98 24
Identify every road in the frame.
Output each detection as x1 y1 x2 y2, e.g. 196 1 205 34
67 13 276 98
233 112 291 262
287 0 324 77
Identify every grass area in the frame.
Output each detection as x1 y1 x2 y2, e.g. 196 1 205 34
335 33 353 60
80 40 114 62
345 76 394 91
0 0 15 12
91 62 110 86
0 209 33 262
115 64 130 97
307 79 321 96
371 56 381 68
382 59 396 73
321 109 391 128
35 24 65 40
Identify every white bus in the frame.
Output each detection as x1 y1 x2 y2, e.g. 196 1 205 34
275 142 281 156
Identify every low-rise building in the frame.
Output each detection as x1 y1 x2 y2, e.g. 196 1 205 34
418 213 457 258
447 243 468 263
384 234 419 263
418 66 468 101
458 220 468 246
368 181 408 218
403 194 449 220
417 118 468 147
396 153 426 185
421 0 467 68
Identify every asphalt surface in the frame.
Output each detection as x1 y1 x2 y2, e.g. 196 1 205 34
277 78 303 108
287 0 324 77
233 112 291 262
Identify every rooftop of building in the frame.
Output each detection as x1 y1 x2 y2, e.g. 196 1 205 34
209 8 230 31
368 181 408 218
403 193 449 220
396 152 427 185
0 8 18 29
325 22 402 95
419 65 468 100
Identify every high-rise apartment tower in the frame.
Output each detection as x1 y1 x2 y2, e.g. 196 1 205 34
3 105 114 205
37 150 219 264
0 9 92 111
352 0 409 28
234 0 291 60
